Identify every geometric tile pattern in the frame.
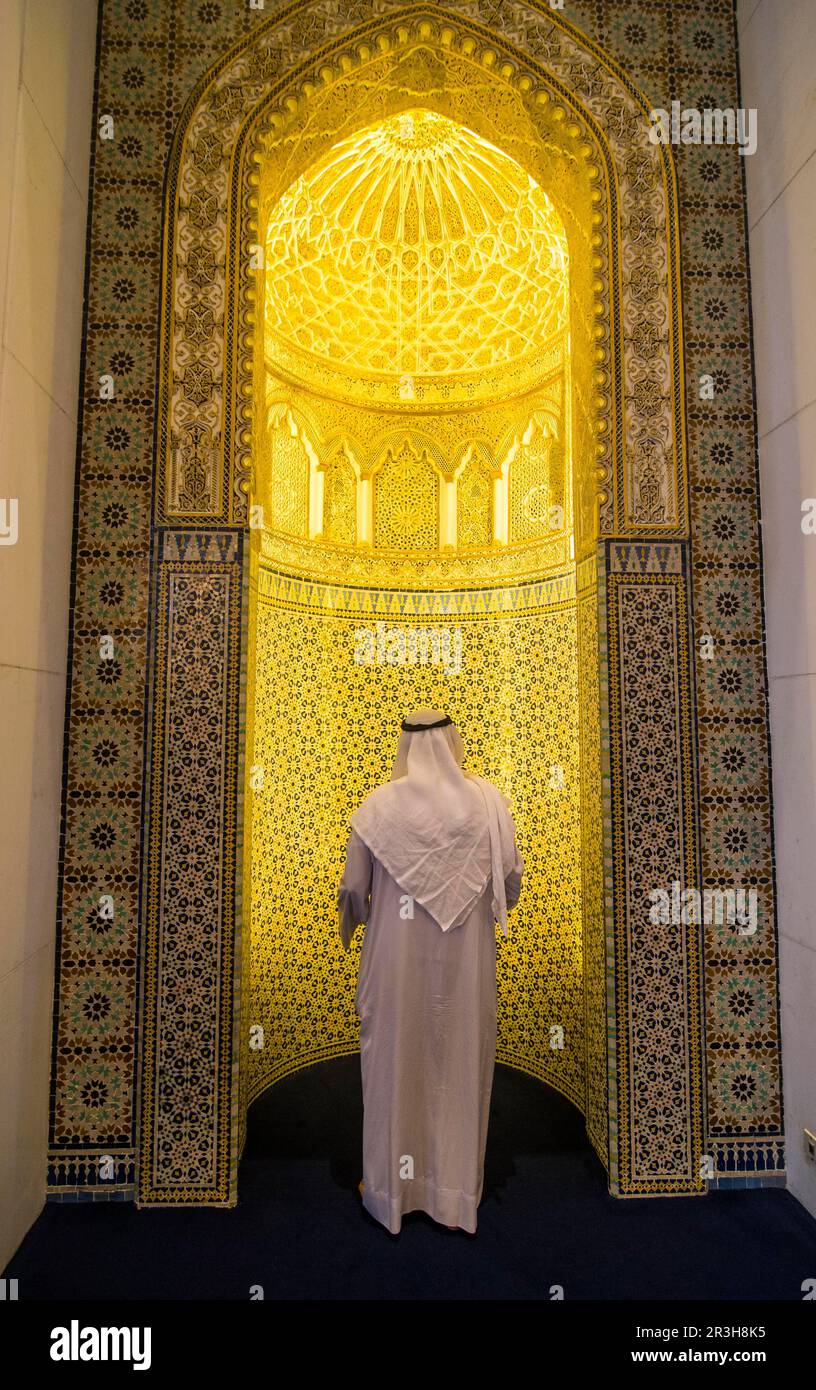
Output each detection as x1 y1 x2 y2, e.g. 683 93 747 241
47 0 782 1198
249 582 584 1113
137 529 244 1205
606 541 705 1191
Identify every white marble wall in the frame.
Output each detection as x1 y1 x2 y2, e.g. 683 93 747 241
738 0 816 1219
0 0 97 1269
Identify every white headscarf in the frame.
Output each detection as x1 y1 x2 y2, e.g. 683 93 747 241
349 707 519 935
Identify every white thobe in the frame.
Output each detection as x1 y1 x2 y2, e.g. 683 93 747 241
338 826 524 1234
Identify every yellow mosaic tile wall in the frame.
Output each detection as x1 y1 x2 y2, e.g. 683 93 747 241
247 587 585 1110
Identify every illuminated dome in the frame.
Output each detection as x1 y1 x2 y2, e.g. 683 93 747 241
264 109 569 408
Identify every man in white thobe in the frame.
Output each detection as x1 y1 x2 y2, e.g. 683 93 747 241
338 708 524 1235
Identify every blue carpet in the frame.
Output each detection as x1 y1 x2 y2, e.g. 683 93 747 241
8 1058 816 1300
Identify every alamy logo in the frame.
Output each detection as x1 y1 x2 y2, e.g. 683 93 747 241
648 101 757 156
50 1321 151 1370
353 620 462 675
648 881 757 934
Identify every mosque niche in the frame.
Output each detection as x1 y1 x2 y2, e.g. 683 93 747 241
246 108 586 1108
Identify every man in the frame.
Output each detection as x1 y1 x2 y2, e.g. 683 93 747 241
338 707 524 1234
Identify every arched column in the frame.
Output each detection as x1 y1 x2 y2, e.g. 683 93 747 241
494 458 511 546
439 478 458 551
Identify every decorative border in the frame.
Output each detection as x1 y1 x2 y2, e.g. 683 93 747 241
257 561 579 618
46 1149 135 1198
606 540 705 1193
136 530 244 1205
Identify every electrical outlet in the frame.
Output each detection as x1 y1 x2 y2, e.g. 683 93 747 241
804 1129 816 1163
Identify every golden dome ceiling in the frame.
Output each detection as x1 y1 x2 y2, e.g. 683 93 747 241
263 109 569 409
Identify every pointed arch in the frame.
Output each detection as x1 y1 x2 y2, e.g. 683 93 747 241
137 2 704 1210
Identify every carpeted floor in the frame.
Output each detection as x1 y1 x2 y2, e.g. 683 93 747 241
8 1058 815 1300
